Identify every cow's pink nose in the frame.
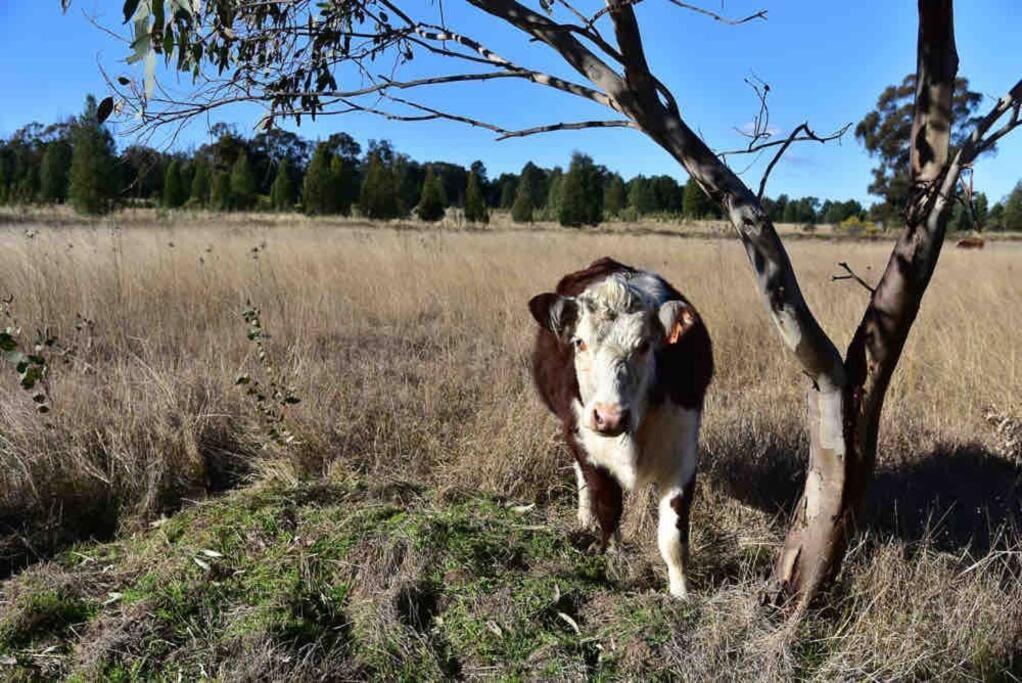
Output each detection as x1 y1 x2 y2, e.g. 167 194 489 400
593 403 629 435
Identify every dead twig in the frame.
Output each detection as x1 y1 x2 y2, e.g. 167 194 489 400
831 262 875 294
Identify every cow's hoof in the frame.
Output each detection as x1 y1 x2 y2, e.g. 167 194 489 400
576 507 599 532
668 580 689 600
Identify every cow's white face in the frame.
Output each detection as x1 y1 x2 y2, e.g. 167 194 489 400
530 275 697 437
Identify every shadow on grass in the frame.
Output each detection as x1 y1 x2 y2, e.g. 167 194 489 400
0 434 254 580
707 440 1022 556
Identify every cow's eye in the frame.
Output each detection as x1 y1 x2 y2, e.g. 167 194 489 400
636 340 650 354
573 339 587 352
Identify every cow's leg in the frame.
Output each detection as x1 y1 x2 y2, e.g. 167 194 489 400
573 461 599 530
579 461 623 550
656 408 700 598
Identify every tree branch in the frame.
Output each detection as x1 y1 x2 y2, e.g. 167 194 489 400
831 262 876 294
756 122 853 199
589 0 766 28
496 119 637 139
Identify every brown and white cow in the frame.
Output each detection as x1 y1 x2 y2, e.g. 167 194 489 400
528 257 713 597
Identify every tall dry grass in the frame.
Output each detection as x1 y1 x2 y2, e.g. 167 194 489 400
0 216 1019 677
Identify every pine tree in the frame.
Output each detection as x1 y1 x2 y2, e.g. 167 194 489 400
39 140 72 203
416 167 447 222
211 170 232 211
162 159 188 208
230 152 257 210
604 175 626 217
359 153 401 219
682 177 716 219
330 154 359 216
464 172 489 223
303 143 336 215
270 158 295 211
628 176 656 215
511 181 533 223
499 181 516 210
545 168 564 218
69 95 118 215
190 161 211 206
1003 181 1022 231
558 153 602 227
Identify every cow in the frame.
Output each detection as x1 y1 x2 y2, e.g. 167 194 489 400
528 257 713 597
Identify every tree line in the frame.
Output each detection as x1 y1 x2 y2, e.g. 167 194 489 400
3 95 1021 231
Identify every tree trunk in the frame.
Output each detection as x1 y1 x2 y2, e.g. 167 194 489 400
770 0 960 608
611 0 962 608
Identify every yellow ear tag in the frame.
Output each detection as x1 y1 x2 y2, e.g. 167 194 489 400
667 309 696 344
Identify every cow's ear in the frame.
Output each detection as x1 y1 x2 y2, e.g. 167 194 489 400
529 293 578 340
658 300 699 345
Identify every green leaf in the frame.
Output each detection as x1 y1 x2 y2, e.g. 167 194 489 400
163 24 175 57
97 96 115 124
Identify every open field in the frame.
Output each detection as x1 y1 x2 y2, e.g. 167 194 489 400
0 215 1020 679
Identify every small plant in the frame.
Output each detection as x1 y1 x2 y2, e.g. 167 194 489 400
0 295 52 414
236 302 301 448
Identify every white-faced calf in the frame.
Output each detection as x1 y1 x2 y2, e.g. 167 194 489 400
528 257 713 597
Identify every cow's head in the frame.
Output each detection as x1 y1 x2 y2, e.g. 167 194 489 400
529 275 698 436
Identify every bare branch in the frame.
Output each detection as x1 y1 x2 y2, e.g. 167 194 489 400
496 119 636 140
756 122 852 199
719 122 852 159
831 262 876 294
589 0 766 28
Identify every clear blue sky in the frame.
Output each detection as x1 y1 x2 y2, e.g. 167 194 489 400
1 1 1020 205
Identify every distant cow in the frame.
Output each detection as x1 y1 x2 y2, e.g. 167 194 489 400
528 257 713 597
956 237 985 249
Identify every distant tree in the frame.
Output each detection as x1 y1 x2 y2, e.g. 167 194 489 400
230 152 257 210
68 95 118 215
1002 181 1022 231
545 167 564 217
856 74 986 223
464 171 489 224
767 193 790 223
510 181 534 223
604 175 627 216
628 176 657 215
416 166 447 221
498 178 517 209
39 140 72 203
987 201 1005 231
119 145 167 202
559 153 603 227
303 143 337 215
518 162 548 210
248 128 312 195
470 160 489 198
822 199 865 224
331 155 359 216
190 161 211 206
210 170 231 211
682 177 717 219
651 175 683 213
359 152 401 219
162 159 188 208
270 158 296 210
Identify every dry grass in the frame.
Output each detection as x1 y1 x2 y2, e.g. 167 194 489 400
0 213 1019 679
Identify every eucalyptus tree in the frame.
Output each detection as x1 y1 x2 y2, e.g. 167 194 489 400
75 0 1022 608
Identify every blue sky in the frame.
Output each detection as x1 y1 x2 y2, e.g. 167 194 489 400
1 1 1020 205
